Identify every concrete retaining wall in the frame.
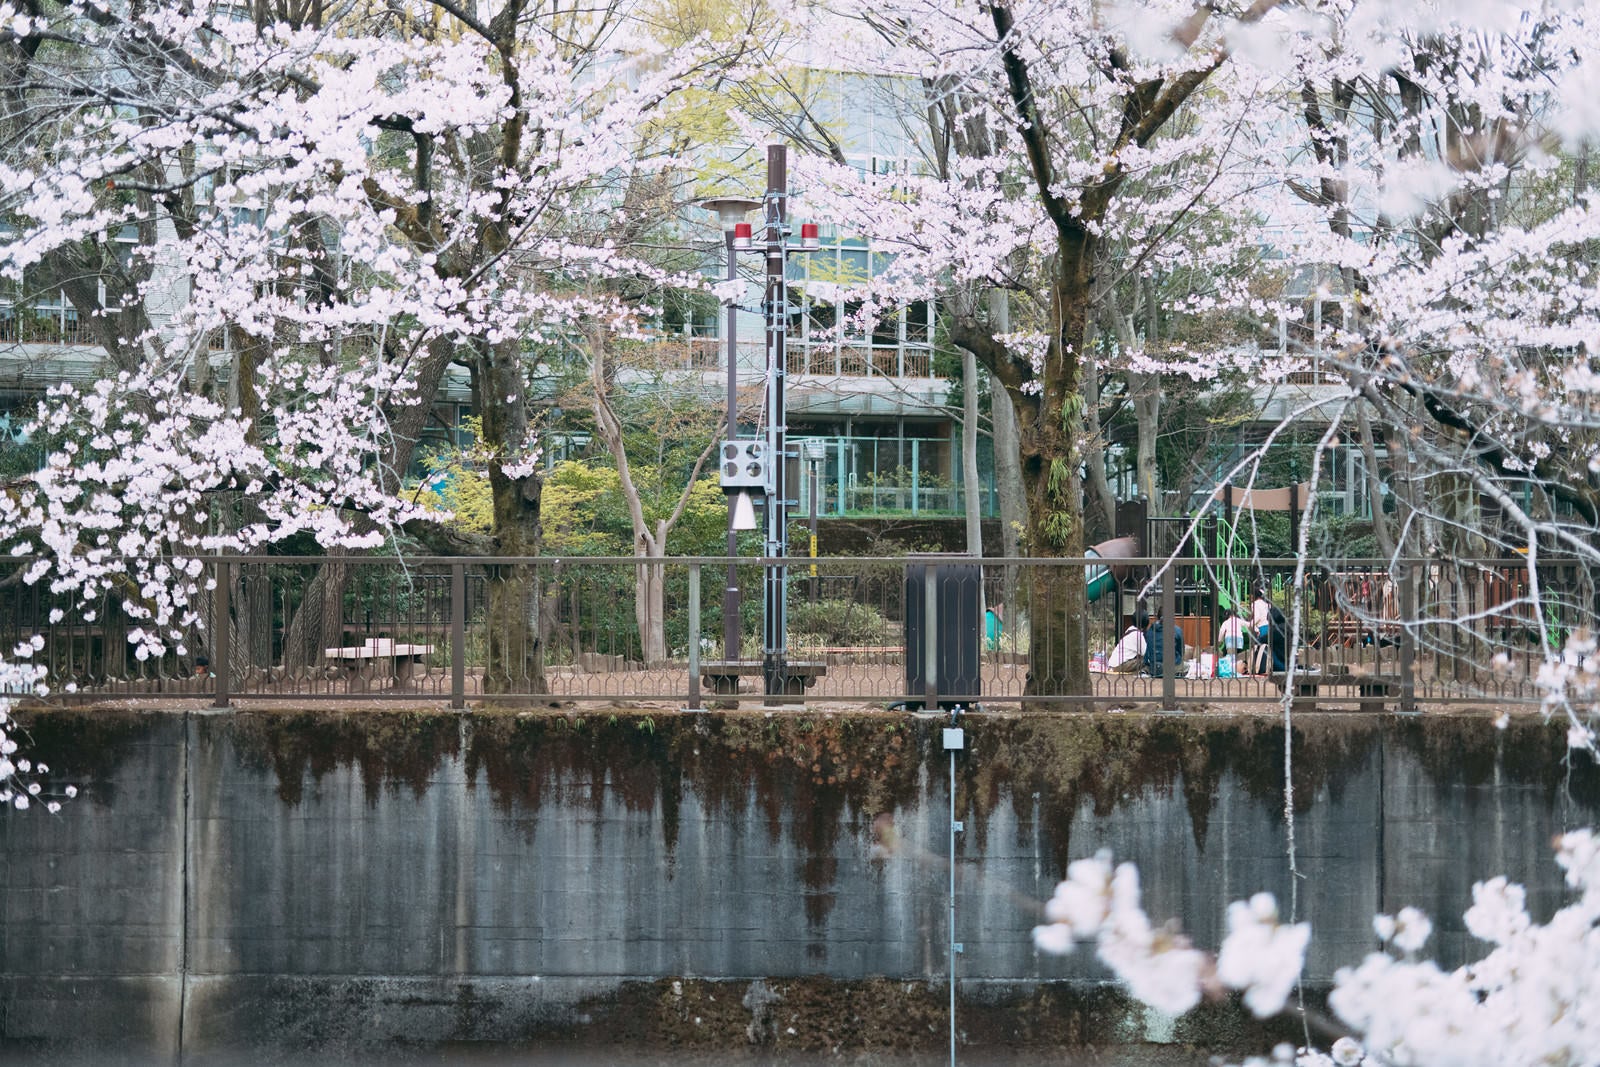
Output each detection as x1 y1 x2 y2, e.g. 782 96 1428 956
2 708 1597 1064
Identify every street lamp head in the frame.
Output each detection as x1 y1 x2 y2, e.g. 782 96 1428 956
729 490 758 531
698 195 763 233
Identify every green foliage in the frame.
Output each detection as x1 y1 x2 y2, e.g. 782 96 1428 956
1042 510 1075 548
541 459 728 556
1131 374 1261 496
1048 457 1071 497
411 415 494 534
416 459 493 534
0 425 43 482
1311 514 1379 561
787 597 895 647
863 465 955 491
539 458 732 662
542 461 629 555
1220 510 1292 558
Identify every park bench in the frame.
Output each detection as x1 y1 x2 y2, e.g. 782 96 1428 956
1271 668 1400 713
324 638 435 690
699 659 827 697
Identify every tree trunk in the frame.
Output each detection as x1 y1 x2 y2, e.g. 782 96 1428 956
483 497 545 694
992 380 1025 555
961 345 983 556
1356 406 1398 561
280 553 350 672
636 523 669 665
278 335 455 673
1109 288 1161 513
585 335 716 668
476 336 546 695
1081 339 1116 544
1132 370 1161 509
989 291 1026 612
1015 272 1090 705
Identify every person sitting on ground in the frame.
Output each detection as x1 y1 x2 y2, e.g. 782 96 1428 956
1215 609 1248 677
1144 611 1186 677
1107 609 1149 674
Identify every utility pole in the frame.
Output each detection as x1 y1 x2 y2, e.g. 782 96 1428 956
710 147 820 701
724 223 743 661
697 195 761 661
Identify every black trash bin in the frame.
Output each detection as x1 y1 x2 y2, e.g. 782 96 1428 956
904 555 982 710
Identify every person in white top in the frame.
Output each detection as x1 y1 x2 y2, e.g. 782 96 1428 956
1249 586 1273 674
1107 609 1149 673
1218 611 1248 653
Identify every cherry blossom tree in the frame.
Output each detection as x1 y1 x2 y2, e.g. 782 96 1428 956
779 0 1600 722
788 0 1290 699
0 656 74 812
1032 830 1600 1067
1191 0 1600 731
2 0 1600 720
1015 7 1600 1055
0 0 751 690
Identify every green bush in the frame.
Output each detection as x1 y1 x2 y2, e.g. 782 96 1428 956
787 597 895 647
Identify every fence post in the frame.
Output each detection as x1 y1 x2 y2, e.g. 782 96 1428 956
1398 562 1418 714
1161 579 1178 712
451 563 465 711
212 558 230 710
687 563 702 711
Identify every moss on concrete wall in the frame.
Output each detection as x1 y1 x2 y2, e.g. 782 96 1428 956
6 706 1599 1064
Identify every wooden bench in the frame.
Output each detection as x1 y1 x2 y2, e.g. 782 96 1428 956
700 659 827 697
1315 620 1404 649
1271 669 1400 712
324 638 435 689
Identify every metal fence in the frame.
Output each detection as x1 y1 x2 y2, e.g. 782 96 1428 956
0 555 1583 711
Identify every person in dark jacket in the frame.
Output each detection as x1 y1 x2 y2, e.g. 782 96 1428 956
1267 604 1290 672
1144 611 1185 676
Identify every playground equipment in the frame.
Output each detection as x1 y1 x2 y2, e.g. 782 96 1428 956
1085 535 1140 603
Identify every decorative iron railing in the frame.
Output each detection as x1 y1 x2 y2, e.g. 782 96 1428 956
0 556 1582 711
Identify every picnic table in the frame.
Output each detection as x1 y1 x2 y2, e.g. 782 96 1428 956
324 638 435 689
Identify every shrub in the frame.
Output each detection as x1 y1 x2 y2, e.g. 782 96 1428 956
786 597 895 647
